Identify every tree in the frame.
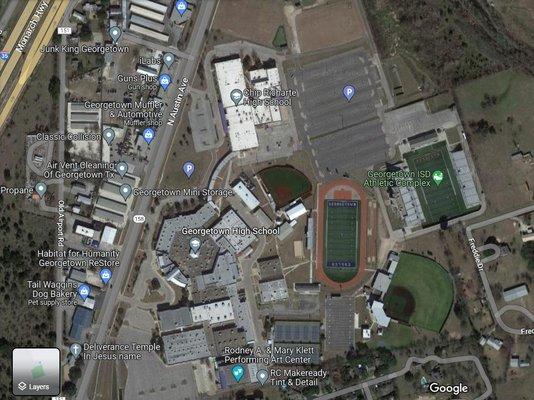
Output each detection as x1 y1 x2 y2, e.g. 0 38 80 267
48 75 60 100
62 381 77 396
68 365 82 382
520 242 534 270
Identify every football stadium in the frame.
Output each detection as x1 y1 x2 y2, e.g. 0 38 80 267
316 179 369 290
323 200 360 281
404 141 468 225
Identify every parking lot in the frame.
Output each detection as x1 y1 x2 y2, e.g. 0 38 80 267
287 48 387 174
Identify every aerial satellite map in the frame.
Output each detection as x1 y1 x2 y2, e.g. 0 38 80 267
0 0 533 399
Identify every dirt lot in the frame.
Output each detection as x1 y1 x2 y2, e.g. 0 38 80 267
296 0 366 53
212 0 288 48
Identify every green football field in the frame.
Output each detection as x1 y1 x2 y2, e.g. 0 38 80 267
404 141 467 225
323 200 359 282
383 252 454 332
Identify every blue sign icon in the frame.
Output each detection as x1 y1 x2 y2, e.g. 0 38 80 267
231 364 245 382
78 284 91 301
159 74 171 91
182 161 195 178
342 84 356 102
100 268 112 285
143 127 155 144
175 0 188 16
0 51 9 61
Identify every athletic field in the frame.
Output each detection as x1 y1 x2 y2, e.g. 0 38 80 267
404 141 467 225
383 252 453 332
323 200 360 282
258 166 312 207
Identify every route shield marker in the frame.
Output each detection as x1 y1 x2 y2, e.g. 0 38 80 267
103 128 116 145
142 127 155 144
231 364 245 382
77 284 91 301
432 170 444 186
158 74 171 91
119 184 133 200
182 161 195 178
342 84 356 102
35 182 47 198
100 268 112 285
175 0 188 16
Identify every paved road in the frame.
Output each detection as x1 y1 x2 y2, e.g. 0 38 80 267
317 355 492 400
466 204 534 335
74 2 218 399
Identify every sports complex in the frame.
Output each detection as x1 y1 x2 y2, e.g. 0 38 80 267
258 166 312 208
403 141 471 226
316 179 369 290
383 252 454 332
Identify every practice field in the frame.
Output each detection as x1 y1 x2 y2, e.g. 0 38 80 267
383 252 453 332
323 200 360 282
258 166 312 207
404 141 467 225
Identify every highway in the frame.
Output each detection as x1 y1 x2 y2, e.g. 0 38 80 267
0 0 70 131
74 2 218 398
316 355 492 400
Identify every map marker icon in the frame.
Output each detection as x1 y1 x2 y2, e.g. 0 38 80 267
182 161 195 178
230 89 243 106
70 343 82 358
120 184 132 200
231 364 245 382
109 26 122 44
35 182 47 198
116 161 128 178
163 52 175 68
78 284 91 301
175 0 188 16
103 128 115 145
256 369 269 386
343 84 356 102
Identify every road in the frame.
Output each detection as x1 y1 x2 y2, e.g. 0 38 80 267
316 355 492 400
466 204 534 335
74 2 218 399
0 0 70 130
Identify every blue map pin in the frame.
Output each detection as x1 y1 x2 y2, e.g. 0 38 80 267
143 127 155 144
0 51 9 61
231 364 245 382
159 74 171 91
100 268 112 285
343 85 356 102
175 0 188 16
182 161 195 178
78 284 91 301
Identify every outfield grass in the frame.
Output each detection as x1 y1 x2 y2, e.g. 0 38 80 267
404 141 467 225
384 252 454 332
258 166 312 207
323 200 359 282
370 323 413 349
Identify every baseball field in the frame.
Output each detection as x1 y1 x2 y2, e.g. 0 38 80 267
258 166 312 207
404 141 467 225
383 252 454 332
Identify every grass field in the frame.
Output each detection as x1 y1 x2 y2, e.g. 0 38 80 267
384 252 454 332
404 141 468 225
258 166 312 207
323 200 359 282
455 70 534 215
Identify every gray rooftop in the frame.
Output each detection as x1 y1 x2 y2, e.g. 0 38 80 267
273 321 321 344
158 307 193 333
162 327 213 364
325 296 355 351
196 251 239 290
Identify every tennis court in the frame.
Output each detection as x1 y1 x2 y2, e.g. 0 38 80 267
323 200 360 281
404 141 467 225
